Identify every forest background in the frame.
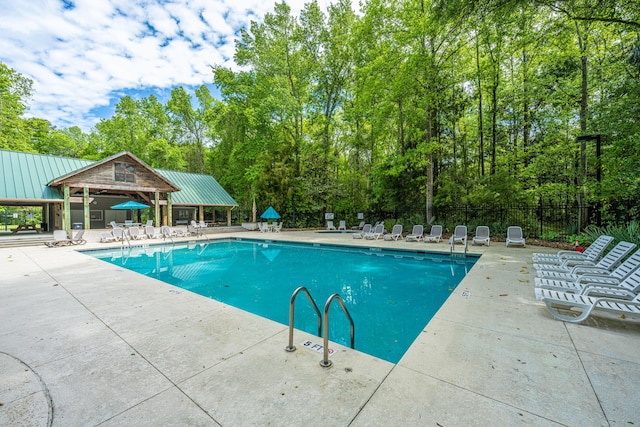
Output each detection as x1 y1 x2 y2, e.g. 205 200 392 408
1 0 639 238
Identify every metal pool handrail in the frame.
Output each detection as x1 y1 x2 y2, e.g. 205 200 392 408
320 294 354 368
285 286 322 352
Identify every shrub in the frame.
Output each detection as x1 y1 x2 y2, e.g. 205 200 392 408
578 221 640 246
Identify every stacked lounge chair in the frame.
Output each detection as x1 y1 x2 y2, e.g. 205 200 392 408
535 241 636 279
534 235 640 323
535 287 640 323
532 235 613 267
535 248 640 295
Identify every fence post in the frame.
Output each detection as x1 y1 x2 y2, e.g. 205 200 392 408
538 203 543 238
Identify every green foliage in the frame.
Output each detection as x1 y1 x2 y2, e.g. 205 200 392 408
540 231 562 241
579 221 640 246
0 63 34 152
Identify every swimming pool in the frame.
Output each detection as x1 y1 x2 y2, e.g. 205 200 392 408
85 239 478 363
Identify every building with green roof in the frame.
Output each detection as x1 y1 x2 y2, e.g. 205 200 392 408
0 149 238 232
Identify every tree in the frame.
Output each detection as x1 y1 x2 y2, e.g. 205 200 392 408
167 86 215 173
0 62 34 152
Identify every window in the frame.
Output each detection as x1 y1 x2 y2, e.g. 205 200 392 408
114 162 135 183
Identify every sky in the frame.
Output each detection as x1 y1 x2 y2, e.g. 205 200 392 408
0 0 340 131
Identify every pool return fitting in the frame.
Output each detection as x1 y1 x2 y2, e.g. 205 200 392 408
285 286 355 368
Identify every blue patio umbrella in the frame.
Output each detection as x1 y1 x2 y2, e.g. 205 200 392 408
111 200 150 222
110 201 150 210
260 206 281 220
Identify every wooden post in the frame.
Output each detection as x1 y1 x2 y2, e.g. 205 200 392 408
227 206 231 226
155 192 160 227
167 193 172 226
54 203 61 230
63 186 71 232
83 187 90 229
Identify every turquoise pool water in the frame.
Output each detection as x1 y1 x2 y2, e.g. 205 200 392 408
85 239 478 363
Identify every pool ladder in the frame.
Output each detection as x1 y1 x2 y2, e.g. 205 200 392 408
285 286 355 368
449 237 467 259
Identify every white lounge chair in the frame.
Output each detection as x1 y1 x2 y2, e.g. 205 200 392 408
199 220 207 229
351 221 365 230
146 220 154 227
161 226 173 239
505 226 525 247
423 225 442 243
535 287 640 323
70 229 86 245
536 249 640 295
471 226 490 246
45 230 71 247
100 231 117 243
338 220 347 230
187 224 200 237
405 225 423 242
365 224 385 240
112 227 125 241
383 224 403 241
327 221 336 230
128 226 146 240
449 225 467 247
535 241 636 278
161 225 187 238
145 225 161 239
532 235 613 263
352 224 371 239
175 227 190 237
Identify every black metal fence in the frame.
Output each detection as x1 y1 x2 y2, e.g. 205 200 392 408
233 203 626 242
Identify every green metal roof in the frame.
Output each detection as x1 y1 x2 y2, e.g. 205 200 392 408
0 150 92 201
0 149 237 206
158 169 238 206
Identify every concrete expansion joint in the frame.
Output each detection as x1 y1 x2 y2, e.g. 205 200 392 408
0 351 54 427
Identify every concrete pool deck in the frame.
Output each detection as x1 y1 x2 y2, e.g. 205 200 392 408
1 230 639 426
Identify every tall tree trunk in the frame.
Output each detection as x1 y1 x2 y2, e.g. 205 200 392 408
398 99 405 154
522 47 531 168
475 34 485 177
491 70 498 176
576 21 589 230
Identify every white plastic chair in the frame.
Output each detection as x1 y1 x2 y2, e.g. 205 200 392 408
535 287 640 323
353 224 371 239
449 225 467 247
423 225 442 243
405 225 423 242
505 226 526 247
365 224 385 240
472 226 490 246
383 224 403 241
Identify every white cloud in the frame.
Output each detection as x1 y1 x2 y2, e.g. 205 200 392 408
0 0 348 131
